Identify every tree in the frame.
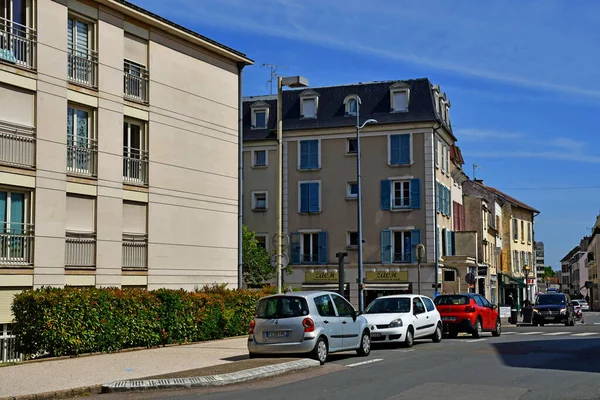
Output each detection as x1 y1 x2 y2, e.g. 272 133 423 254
543 266 556 279
242 225 273 286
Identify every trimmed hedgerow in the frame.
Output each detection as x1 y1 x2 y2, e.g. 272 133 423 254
11 286 269 357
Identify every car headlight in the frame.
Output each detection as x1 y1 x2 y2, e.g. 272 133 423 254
533 309 539 313
560 308 566 314
389 318 403 328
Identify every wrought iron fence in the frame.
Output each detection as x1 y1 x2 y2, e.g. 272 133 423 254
0 122 35 168
67 135 97 177
67 47 98 88
0 324 22 364
0 223 34 266
123 147 148 185
122 235 148 269
65 232 96 268
0 17 36 69
123 61 149 103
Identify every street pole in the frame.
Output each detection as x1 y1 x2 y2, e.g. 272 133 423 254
416 243 425 295
276 76 283 294
337 252 348 298
356 96 364 312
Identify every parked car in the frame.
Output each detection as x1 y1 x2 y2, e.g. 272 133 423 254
532 293 575 326
572 300 583 315
361 295 443 347
572 299 589 312
434 293 501 338
247 292 371 364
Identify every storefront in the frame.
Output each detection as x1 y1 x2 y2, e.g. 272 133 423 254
363 270 411 307
301 270 350 301
498 272 525 310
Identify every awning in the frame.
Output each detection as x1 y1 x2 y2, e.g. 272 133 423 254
302 283 346 290
364 283 410 291
498 273 525 288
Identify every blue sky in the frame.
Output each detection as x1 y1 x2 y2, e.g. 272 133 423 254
132 0 600 270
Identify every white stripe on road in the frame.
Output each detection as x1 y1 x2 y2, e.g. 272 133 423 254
517 332 543 335
346 358 384 368
542 332 570 336
503 332 516 335
465 339 487 343
392 349 414 353
594 323 600 325
572 332 599 337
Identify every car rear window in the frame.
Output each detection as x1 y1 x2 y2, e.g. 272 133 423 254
434 295 470 305
256 296 309 319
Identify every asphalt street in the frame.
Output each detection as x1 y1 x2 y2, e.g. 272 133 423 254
91 312 600 400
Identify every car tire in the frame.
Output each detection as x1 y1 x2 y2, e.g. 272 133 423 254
491 318 501 337
404 327 414 348
356 330 371 357
473 318 483 338
431 323 443 343
312 336 328 365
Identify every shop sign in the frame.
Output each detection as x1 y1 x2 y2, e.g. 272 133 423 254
478 266 488 276
366 271 408 282
305 271 339 282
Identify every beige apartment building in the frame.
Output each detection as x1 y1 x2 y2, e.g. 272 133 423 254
243 79 464 304
0 0 252 324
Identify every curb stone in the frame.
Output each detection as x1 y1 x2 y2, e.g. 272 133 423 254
102 359 321 393
0 385 102 400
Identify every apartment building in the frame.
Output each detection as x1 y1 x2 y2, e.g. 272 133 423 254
243 79 460 304
587 216 599 310
560 246 579 292
0 0 252 325
534 241 545 291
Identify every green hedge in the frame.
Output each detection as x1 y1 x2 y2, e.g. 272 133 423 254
11 286 269 357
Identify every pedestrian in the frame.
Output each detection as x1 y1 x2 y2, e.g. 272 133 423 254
506 293 514 307
586 294 590 304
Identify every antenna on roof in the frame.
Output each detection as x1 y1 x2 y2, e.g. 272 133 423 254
262 63 288 95
472 164 480 180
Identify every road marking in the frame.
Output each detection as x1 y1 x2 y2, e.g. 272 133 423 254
465 339 487 343
392 349 414 353
346 358 384 368
503 332 516 335
594 323 600 325
572 332 599 337
542 332 570 336
517 332 543 335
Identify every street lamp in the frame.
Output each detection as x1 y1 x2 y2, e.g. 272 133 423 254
523 264 531 303
354 95 377 312
276 76 309 294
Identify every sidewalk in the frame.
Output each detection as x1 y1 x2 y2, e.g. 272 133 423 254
0 337 250 399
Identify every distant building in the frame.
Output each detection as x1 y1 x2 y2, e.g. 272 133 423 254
535 242 545 290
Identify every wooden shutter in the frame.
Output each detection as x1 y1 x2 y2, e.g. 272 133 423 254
380 180 391 210
410 178 420 209
318 232 328 264
381 230 392 264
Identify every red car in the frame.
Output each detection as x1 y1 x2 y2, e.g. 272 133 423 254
434 293 501 338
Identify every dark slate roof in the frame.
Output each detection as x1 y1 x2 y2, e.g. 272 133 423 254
561 246 580 262
116 0 251 62
485 186 540 214
242 78 447 141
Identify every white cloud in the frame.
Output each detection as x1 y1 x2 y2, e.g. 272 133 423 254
467 150 600 164
459 129 523 140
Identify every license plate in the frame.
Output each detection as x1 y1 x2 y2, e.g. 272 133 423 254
442 317 457 321
266 331 289 338
371 332 382 338
544 316 555 320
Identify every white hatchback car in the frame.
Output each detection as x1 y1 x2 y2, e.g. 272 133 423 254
361 294 442 347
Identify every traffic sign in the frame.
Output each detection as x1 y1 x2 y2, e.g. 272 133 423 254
270 252 289 269
465 272 476 285
272 232 290 249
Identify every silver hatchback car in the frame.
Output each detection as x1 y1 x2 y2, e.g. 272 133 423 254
248 291 371 364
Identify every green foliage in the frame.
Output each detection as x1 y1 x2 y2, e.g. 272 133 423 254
11 286 270 358
242 225 274 286
543 266 556 279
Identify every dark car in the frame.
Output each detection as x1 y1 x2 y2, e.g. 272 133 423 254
532 293 575 326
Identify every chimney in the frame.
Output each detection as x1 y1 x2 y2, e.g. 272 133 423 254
474 179 484 185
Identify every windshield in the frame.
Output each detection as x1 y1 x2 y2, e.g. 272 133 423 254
536 295 566 305
364 297 411 314
434 295 470 305
256 296 309 319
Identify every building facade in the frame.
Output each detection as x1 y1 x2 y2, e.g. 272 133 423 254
587 217 599 310
534 241 545 292
0 0 252 325
560 246 579 295
242 79 461 304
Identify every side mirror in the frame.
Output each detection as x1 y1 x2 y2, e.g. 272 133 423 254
491 304 498 310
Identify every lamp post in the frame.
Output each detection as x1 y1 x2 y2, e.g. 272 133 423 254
354 95 377 312
276 75 309 294
416 243 425 294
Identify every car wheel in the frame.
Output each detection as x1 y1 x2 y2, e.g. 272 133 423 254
473 318 483 338
432 323 443 343
312 336 328 365
404 327 414 348
492 319 501 337
248 352 259 359
356 330 371 356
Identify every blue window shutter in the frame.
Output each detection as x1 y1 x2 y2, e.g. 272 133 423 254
300 183 309 213
451 231 456 255
309 182 320 212
446 230 452 256
439 186 445 215
445 187 450 215
449 188 452 217
300 141 309 169
318 231 328 264
411 229 421 263
399 134 410 164
436 226 440 260
290 232 300 265
380 180 391 210
309 140 319 168
435 182 439 212
381 230 392 264
410 178 420 209
434 138 439 167
390 135 400 165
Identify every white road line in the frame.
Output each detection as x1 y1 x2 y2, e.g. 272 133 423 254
465 339 487 343
392 349 414 353
542 332 570 336
594 323 600 325
346 358 384 368
572 332 599 337
503 332 516 335
517 332 543 335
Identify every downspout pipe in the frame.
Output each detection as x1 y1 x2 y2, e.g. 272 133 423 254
433 122 443 296
237 62 245 289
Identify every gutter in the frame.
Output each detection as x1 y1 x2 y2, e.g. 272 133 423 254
237 62 245 289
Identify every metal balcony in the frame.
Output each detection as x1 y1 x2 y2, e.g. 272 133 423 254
0 223 34 266
122 234 148 269
67 136 97 177
0 122 35 169
123 61 149 103
0 17 36 70
67 47 98 88
65 232 96 268
123 147 148 185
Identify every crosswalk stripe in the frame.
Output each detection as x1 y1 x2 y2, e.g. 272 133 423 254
466 339 487 343
503 332 516 335
542 332 570 336
346 358 384 367
517 332 543 335
572 332 599 337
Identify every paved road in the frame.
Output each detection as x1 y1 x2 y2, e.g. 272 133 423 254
92 312 600 400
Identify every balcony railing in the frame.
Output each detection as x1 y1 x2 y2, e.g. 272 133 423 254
0 17 36 70
67 47 98 88
122 235 148 269
65 232 96 268
0 223 34 266
67 136 97 177
124 61 149 103
0 122 35 168
1 325 22 364
123 147 148 185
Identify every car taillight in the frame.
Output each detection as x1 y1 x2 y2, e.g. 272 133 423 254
464 306 476 313
302 317 315 332
249 319 256 334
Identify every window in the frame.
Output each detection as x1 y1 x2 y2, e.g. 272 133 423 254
412 297 426 314
496 216 501 238
256 296 309 319
252 150 267 167
332 294 354 317
434 138 439 168
347 138 358 154
392 181 410 209
527 222 532 243
441 144 447 173
347 98 357 115
0 190 30 263
443 270 456 282
255 234 267 251
253 109 267 129
299 139 319 169
0 0 34 67
346 182 358 199
290 231 327 265
67 15 96 86
347 231 358 248
302 98 316 118
299 182 320 213
513 218 519 241
252 191 268 211
123 60 148 102
393 231 412 263
314 294 336 317
391 90 408 112
302 232 319 264
67 105 95 176
422 297 436 312
389 134 411 165
521 220 524 242
123 119 147 184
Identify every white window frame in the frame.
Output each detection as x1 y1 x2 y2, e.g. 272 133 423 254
300 97 318 119
390 89 409 112
392 229 411 263
68 13 95 52
343 95 358 116
0 189 30 228
297 180 322 213
391 180 411 209
251 149 268 168
347 231 358 248
254 233 269 252
251 191 268 211
251 108 268 129
300 231 320 264
346 181 358 200
346 137 358 155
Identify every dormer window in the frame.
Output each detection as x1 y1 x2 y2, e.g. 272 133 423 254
432 84 440 115
299 90 320 119
343 95 359 116
389 82 410 113
250 101 270 129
